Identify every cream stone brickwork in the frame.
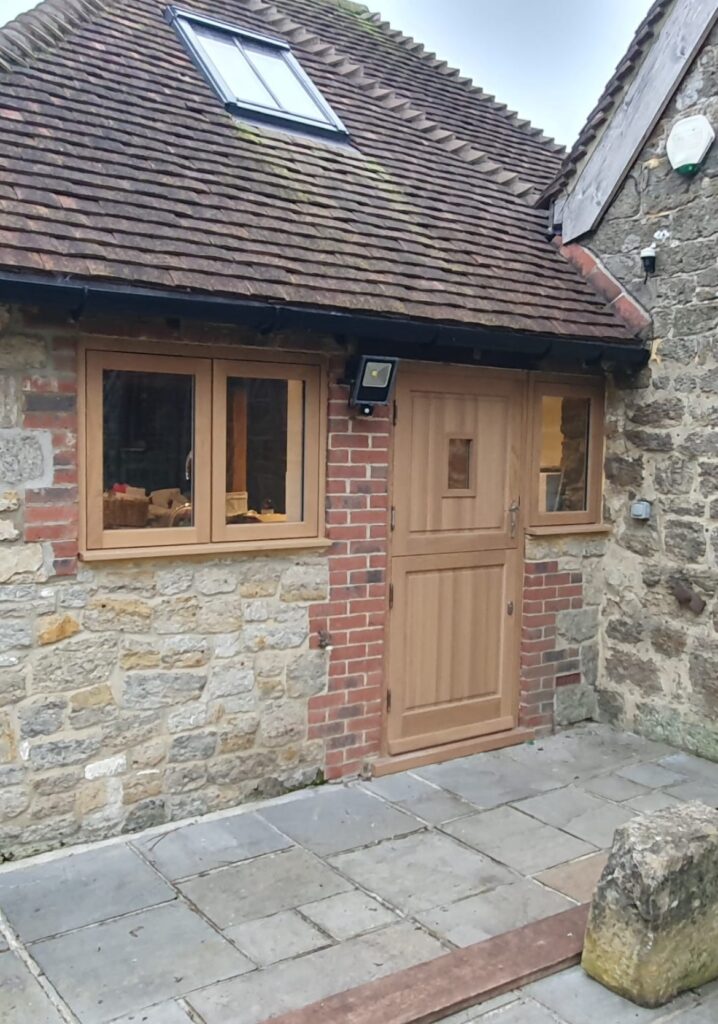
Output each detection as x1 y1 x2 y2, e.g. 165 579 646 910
588 23 718 758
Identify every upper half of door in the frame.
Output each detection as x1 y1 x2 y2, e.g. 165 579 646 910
392 366 525 557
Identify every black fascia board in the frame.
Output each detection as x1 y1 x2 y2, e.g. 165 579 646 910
0 271 649 368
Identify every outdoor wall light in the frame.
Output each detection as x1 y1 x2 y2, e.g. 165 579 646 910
347 355 398 416
640 244 657 281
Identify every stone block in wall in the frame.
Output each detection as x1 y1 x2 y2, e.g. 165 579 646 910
0 543 44 584
0 377 19 428
31 637 117 692
0 431 49 485
121 671 207 710
558 607 599 645
0 336 46 369
286 650 328 698
84 596 154 632
556 683 597 726
665 519 707 562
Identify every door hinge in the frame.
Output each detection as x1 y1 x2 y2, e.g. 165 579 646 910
393 400 398 426
386 689 392 712
389 582 394 609
507 600 514 616
390 506 396 531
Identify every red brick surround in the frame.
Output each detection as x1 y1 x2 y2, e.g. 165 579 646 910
519 558 584 735
308 365 390 779
21 334 80 577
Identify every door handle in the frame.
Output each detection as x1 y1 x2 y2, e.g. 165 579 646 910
508 500 520 539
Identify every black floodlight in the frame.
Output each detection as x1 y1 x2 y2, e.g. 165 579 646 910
347 356 398 416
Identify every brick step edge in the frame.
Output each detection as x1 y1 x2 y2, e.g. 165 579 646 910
264 904 590 1024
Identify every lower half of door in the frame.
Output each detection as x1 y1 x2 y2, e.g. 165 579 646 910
387 547 520 755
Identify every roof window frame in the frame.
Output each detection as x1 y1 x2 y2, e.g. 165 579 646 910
167 6 349 139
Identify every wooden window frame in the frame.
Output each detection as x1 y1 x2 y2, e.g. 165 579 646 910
528 376 605 529
80 342 327 559
211 359 322 544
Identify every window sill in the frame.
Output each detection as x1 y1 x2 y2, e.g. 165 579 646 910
526 523 612 537
80 536 332 563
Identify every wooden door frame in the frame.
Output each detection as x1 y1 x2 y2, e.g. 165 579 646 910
382 361 530 759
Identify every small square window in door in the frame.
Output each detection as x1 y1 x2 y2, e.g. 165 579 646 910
446 437 474 493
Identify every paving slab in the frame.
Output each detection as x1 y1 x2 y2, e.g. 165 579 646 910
665 779 718 807
330 830 516 915
617 762 687 789
535 852 608 903
667 1006 718 1023
226 910 328 966
416 749 562 807
524 965 694 1024
186 922 445 1024
0 845 174 942
109 1002 196 1024
580 773 649 802
132 811 292 880
416 878 572 946
31 901 253 1024
473 1000 568 1023
443 807 595 875
514 786 615 829
0 950 65 1024
503 727 672 784
179 847 351 929
514 787 636 847
360 773 475 824
659 753 718 785
437 992 519 1021
299 889 398 940
258 786 422 856
627 792 685 814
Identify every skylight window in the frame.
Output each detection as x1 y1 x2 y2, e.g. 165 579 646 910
168 7 348 137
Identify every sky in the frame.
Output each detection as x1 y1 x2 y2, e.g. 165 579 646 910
0 0 653 145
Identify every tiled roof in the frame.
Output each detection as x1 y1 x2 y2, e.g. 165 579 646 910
0 0 636 342
542 0 673 203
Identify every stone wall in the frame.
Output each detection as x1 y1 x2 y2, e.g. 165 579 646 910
585 23 718 758
0 307 391 859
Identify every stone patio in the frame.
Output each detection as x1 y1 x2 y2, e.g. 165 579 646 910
2 724 718 1024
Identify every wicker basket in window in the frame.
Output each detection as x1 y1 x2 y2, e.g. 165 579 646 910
103 494 149 529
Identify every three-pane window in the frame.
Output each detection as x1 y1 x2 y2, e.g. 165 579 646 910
83 350 323 552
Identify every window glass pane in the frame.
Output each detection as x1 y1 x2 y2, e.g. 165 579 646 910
539 395 590 513
102 370 194 530
194 26 276 107
225 377 305 525
243 42 329 121
448 438 472 490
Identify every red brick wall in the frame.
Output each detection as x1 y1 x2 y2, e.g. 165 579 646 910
308 367 390 779
22 335 79 577
519 558 584 734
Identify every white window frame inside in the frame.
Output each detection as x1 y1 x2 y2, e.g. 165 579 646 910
167 6 348 138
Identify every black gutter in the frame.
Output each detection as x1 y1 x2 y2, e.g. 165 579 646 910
0 272 649 368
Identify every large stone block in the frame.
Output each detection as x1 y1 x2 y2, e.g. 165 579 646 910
0 543 44 583
31 637 118 692
582 803 718 1007
0 335 47 369
122 671 206 709
0 431 47 484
